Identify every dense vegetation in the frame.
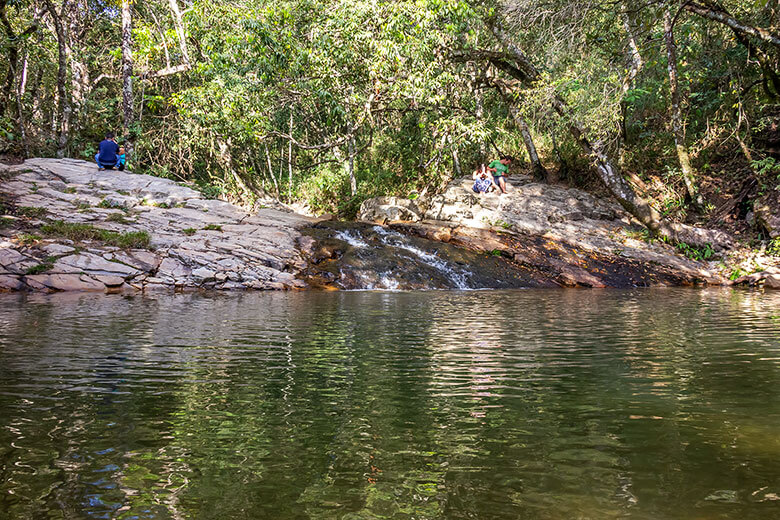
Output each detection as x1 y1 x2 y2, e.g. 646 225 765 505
1 1 778 236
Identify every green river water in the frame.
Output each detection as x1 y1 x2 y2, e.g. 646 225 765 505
1 289 779 519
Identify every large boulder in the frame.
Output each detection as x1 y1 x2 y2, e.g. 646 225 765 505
358 196 424 223
754 190 780 238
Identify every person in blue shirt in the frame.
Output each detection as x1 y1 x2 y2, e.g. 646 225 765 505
115 146 126 171
94 132 120 171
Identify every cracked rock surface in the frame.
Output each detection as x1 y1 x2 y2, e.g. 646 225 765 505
1 158 312 292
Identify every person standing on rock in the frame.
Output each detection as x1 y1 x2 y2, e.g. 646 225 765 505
488 156 514 195
95 132 120 171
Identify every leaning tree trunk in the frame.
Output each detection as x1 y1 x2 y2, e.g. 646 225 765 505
510 105 550 182
121 0 134 141
683 1 780 50
664 9 703 207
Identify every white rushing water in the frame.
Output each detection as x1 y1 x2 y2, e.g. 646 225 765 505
335 229 370 248
371 226 473 290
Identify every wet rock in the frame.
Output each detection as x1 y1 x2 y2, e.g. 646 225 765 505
25 273 106 292
0 274 24 291
735 266 780 289
359 175 727 287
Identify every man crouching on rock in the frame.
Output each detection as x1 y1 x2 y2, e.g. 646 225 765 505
95 132 120 171
488 155 514 195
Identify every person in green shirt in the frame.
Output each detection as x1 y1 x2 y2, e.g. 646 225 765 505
487 156 514 194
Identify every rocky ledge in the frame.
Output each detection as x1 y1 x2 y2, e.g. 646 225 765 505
358 174 737 288
1 158 312 292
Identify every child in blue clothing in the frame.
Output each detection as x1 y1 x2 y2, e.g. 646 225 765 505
116 147 126 171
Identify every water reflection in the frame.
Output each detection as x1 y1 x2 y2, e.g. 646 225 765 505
1 289 779 519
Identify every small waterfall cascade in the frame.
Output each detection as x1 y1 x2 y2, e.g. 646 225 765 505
303 223 548 291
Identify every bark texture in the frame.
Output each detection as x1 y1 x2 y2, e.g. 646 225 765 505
121 0 134 134
664 9 702 207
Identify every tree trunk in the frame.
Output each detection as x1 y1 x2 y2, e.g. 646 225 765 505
121 0 134 137
288 112 293 201
504 100 549 182
451 140 462 177
264 143 280 196
684 1 780 50
168 0 190 66
17 50 29 156
65 13 89 137
43 0 70 158
150 9 171 69
348 133 357 197
475 87 486 158
664 9 702 207
619 11 644 162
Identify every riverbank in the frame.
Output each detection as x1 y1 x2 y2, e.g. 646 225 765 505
2 158 777 292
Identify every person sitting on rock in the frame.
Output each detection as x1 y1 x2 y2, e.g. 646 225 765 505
116 146 126 171
94 132 120 171
472 164 498 194
487 155 514 195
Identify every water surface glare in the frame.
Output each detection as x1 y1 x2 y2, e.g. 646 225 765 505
1 289 780 519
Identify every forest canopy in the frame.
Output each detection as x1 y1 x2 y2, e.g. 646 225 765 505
1 0 778 233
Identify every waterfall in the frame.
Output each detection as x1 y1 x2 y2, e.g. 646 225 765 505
333 226 474 290
304 222 546 291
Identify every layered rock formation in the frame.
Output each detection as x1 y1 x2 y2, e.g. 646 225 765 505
1 159 310 292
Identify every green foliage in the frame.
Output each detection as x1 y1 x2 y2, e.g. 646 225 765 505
676 241 715 261
202 224 222 231
40 220 151 248
751 157 780 179
25 257 57 275
16 233 41 245
16 206 48 218
182 227 197 235
106 212 130 224
3 0 778 229
768 238 780 257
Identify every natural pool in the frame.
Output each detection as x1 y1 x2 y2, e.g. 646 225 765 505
1 289 779 519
